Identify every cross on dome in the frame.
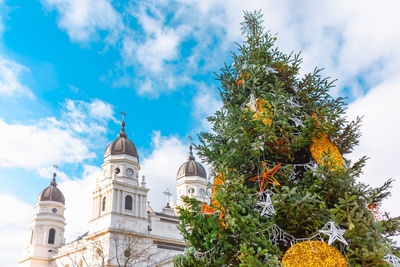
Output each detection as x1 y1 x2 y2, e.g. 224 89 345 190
51 164 58 186
38 164 65 204
118 110 128 138
188 135 195 160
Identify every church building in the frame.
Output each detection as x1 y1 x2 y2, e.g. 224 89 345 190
19 119 209 267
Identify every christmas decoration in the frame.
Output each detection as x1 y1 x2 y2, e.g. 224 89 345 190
281 241 348 267
319 221 348 246
248 162 281 193
254 98 272 126
255 191 275 217
236 79 244 85
384 254 400 267
201 173 224 214
176 10 400 267
309 113 344 171
310 134 344 171
244 95 273 126
236 72 250 86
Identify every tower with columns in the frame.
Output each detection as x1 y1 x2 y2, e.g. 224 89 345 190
20 173 66 267
89 116 149 234
176 140 209 207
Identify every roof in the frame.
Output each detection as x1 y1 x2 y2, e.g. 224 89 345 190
38 174 65 204
104 121 139 159
176 143 206 179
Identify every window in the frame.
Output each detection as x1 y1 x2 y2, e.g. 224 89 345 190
125 195 133 210
102 196 106 211
48 228 55 244
188 188 195 194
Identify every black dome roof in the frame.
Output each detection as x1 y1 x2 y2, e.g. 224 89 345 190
39 175 65 204
177 143 206 179
104 121 139 159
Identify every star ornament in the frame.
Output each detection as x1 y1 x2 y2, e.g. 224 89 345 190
319 221 348 246
384 254 400 267
249 162 281 193
256 191 275 217
248 93 258 112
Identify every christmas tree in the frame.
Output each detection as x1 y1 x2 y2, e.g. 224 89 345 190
175 10 400 267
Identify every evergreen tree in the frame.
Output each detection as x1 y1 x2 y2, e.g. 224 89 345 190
175 10 400 267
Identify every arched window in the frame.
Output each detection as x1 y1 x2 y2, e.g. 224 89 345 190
102 196 106 211
125 195 133 210
48 228 55 244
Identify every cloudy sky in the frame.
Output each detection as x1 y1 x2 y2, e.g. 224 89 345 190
0 0 399 266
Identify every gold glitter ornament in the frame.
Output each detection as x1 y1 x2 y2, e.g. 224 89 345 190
309 134 344 171
281 241 348 267
254 99 272 126
309 113 344 171
245 98 272 126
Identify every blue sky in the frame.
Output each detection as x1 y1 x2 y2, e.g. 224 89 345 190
0 0 228 204
1 0 400 266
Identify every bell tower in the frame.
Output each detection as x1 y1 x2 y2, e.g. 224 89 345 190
176 139 209 207
89 112 149 234
20 171 66 267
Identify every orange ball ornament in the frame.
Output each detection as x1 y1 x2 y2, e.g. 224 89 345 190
236 79 244 85
201 173 225 214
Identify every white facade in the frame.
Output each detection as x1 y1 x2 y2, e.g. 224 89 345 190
176 143 209 208
176 175 209 207
19 122 207 267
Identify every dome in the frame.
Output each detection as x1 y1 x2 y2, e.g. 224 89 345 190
39 174 65 204
177 143 206 179
104 121 139 160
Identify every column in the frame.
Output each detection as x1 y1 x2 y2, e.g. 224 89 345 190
135 194 139 217
112 189 117 212
119 190 123 213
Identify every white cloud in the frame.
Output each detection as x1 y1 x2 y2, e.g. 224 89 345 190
125 0 400 98
0 98 114 169
61 99 114 135
140 131 188 212
191 83 222 131
88 99 114 121
122 7 182 73
0 56 33 98
0 194 33 267
0 118 94 169
347 76 400 217
58 165 99 241
119 4 191 96
40 0 123 43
